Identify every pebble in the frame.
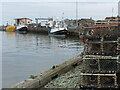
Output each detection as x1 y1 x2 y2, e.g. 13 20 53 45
44 64 82 88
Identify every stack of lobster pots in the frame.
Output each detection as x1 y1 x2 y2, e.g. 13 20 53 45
79 26 120 89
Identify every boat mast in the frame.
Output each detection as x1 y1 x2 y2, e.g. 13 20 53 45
62 12 64 20
112 7 114 17
62 12 64 27
76 0 78 27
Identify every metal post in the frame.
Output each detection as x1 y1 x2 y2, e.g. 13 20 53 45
98 58 101 86
101 36 104 53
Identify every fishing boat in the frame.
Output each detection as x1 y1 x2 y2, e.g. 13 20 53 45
49 21 69 37
16 25 28 34
14 18 32 34
6 26 16 32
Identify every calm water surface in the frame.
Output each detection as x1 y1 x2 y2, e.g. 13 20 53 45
2 31 84 88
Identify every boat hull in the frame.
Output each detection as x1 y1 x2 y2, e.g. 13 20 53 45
49 34 66 37
6 26 16 32
16 26 28 34
49 30 69 37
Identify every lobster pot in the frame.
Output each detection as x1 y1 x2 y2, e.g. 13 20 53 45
89 43 101 54
117 37 120 50
100 76 115 86
80 74 118 88
117 64 120 88
117 71 120 86
85 28 118 40
117 44 120 50
118 62 120 72
103 35 118 41
82 56 118 73
99 59 117 72
89 59 98 69
102 43 117 54
87 43 118 55
81 59 99 73
85 36 101 41
80 75 98 87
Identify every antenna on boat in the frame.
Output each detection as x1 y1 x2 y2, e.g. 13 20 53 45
62 12 64 20
62 12 65 27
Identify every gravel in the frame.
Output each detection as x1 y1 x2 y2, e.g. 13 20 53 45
44 64 83 88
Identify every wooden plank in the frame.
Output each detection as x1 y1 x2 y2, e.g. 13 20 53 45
86 41 117 44
83 55 118 59
83 57 118 60
83 55 117 57
81 73 116 76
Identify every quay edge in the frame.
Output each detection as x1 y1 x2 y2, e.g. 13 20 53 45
10 54 83 88
28 27 80 37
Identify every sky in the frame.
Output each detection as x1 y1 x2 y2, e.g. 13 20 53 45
0 0 120 26
0 0 119 2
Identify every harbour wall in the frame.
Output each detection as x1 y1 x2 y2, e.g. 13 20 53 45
28 27 80 37
28 26 118 37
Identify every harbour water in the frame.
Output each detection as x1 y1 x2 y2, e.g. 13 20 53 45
1 31 84 88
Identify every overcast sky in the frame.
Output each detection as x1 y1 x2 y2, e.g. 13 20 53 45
0 0 120 25
1 0 119 2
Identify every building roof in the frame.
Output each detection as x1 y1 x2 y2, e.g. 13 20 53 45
96 20 108 22
105 17 118 20
85 24 118 29
14 18 32 21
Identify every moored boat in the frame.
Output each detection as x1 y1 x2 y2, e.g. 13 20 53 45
49 27 68 37
6 26 16 32
49 21 69 37
16 25 28 34
14 18 32 34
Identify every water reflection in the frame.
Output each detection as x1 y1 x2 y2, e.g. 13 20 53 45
2 32 84 88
